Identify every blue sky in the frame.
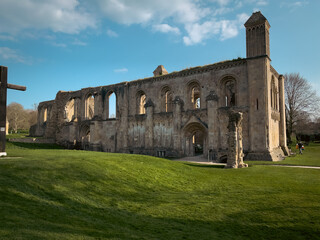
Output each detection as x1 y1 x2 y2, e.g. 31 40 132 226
1 0 319 110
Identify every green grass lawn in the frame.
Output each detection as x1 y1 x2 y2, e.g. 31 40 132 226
0 142 319 239
245 142 320 167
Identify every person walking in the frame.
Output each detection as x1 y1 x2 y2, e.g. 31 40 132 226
298 142 303 155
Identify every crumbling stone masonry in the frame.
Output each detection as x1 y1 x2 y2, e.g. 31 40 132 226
30 12 289 161
226 111 248 168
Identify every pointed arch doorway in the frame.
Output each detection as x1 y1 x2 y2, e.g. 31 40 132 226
183 122 207 157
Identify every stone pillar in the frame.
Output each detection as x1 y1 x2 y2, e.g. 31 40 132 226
74 97 81 121
206 91 219 161
120 85 129 151
278 75 289 155
226 111 248 168
144 99 154 149
173 96 183 156
94 92 102 119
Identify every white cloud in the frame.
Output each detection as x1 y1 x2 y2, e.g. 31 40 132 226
72 39 87 46
0 0 253 46
257 0 268 6
183 21 220 46
0 0 96 34
152 24 180 35
96 0 248 45
96 0 209 25
183 13 249 45
0 47 27 63
209 0 230 6
106 29 119 37
114 68 128 73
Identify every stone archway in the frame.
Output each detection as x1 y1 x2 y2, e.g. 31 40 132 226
80 124 90 150
183 122 207 157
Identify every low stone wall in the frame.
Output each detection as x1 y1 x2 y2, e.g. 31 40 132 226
8 138 55 144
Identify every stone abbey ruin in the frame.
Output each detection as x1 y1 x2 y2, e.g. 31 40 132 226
30 12 289 161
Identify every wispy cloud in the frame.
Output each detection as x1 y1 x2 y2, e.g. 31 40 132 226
72 39 87 46
52 42 67 48
106 29 118 38
114 68 128 73
280 1 308 10
0 35 17 41
183 13 249 45
152 24 180 35
0 0 96 34
0 47 28 64
256 0 268 6
0 0 257 46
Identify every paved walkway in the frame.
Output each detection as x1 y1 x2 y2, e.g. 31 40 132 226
173 155 226 166
174 155 320 169
266 164 320 169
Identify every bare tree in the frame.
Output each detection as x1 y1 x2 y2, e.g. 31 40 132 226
284 73 320 138
7 102 28 133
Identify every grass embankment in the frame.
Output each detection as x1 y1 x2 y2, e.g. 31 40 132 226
0 142 319 239
245 142 320 167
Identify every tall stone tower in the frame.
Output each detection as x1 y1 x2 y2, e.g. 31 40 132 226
245 12 287 161
245 11 270 58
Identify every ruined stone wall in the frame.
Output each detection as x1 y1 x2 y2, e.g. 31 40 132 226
30 12 289 161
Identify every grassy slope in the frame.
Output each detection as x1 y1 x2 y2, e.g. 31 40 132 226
0 142 319 239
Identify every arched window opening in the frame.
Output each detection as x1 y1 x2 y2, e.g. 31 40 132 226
140 94 146 114
65 99 75 122
161 86 173 112
107 92 116 119
43 108 47 122
136 91 146 114
225 80 236 107
86 94 95 120
188 82 201 109
80 124 90 150
271 77 279 111
165 91 173 112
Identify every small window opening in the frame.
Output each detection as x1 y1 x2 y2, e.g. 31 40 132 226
191 87 200 109
43 108 47 122
108 92 116 118
139 94 146 114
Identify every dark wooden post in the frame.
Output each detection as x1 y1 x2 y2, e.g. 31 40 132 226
0 66 8 156
0 66 26 157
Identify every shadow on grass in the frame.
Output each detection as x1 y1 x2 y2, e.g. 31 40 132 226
7 141 63 150
1 177 318 240
183 162 225 169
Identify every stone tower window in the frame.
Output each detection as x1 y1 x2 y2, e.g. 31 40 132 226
85 94 95 120
161 86 173 112
137 91 146 114
188 82 201 109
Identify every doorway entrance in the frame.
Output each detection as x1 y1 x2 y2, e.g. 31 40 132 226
183 122 207 157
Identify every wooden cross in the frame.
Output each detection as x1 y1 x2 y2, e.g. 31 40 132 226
0 66 26 157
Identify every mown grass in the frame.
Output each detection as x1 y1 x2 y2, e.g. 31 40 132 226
0 141 319 239
246 142 320 167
